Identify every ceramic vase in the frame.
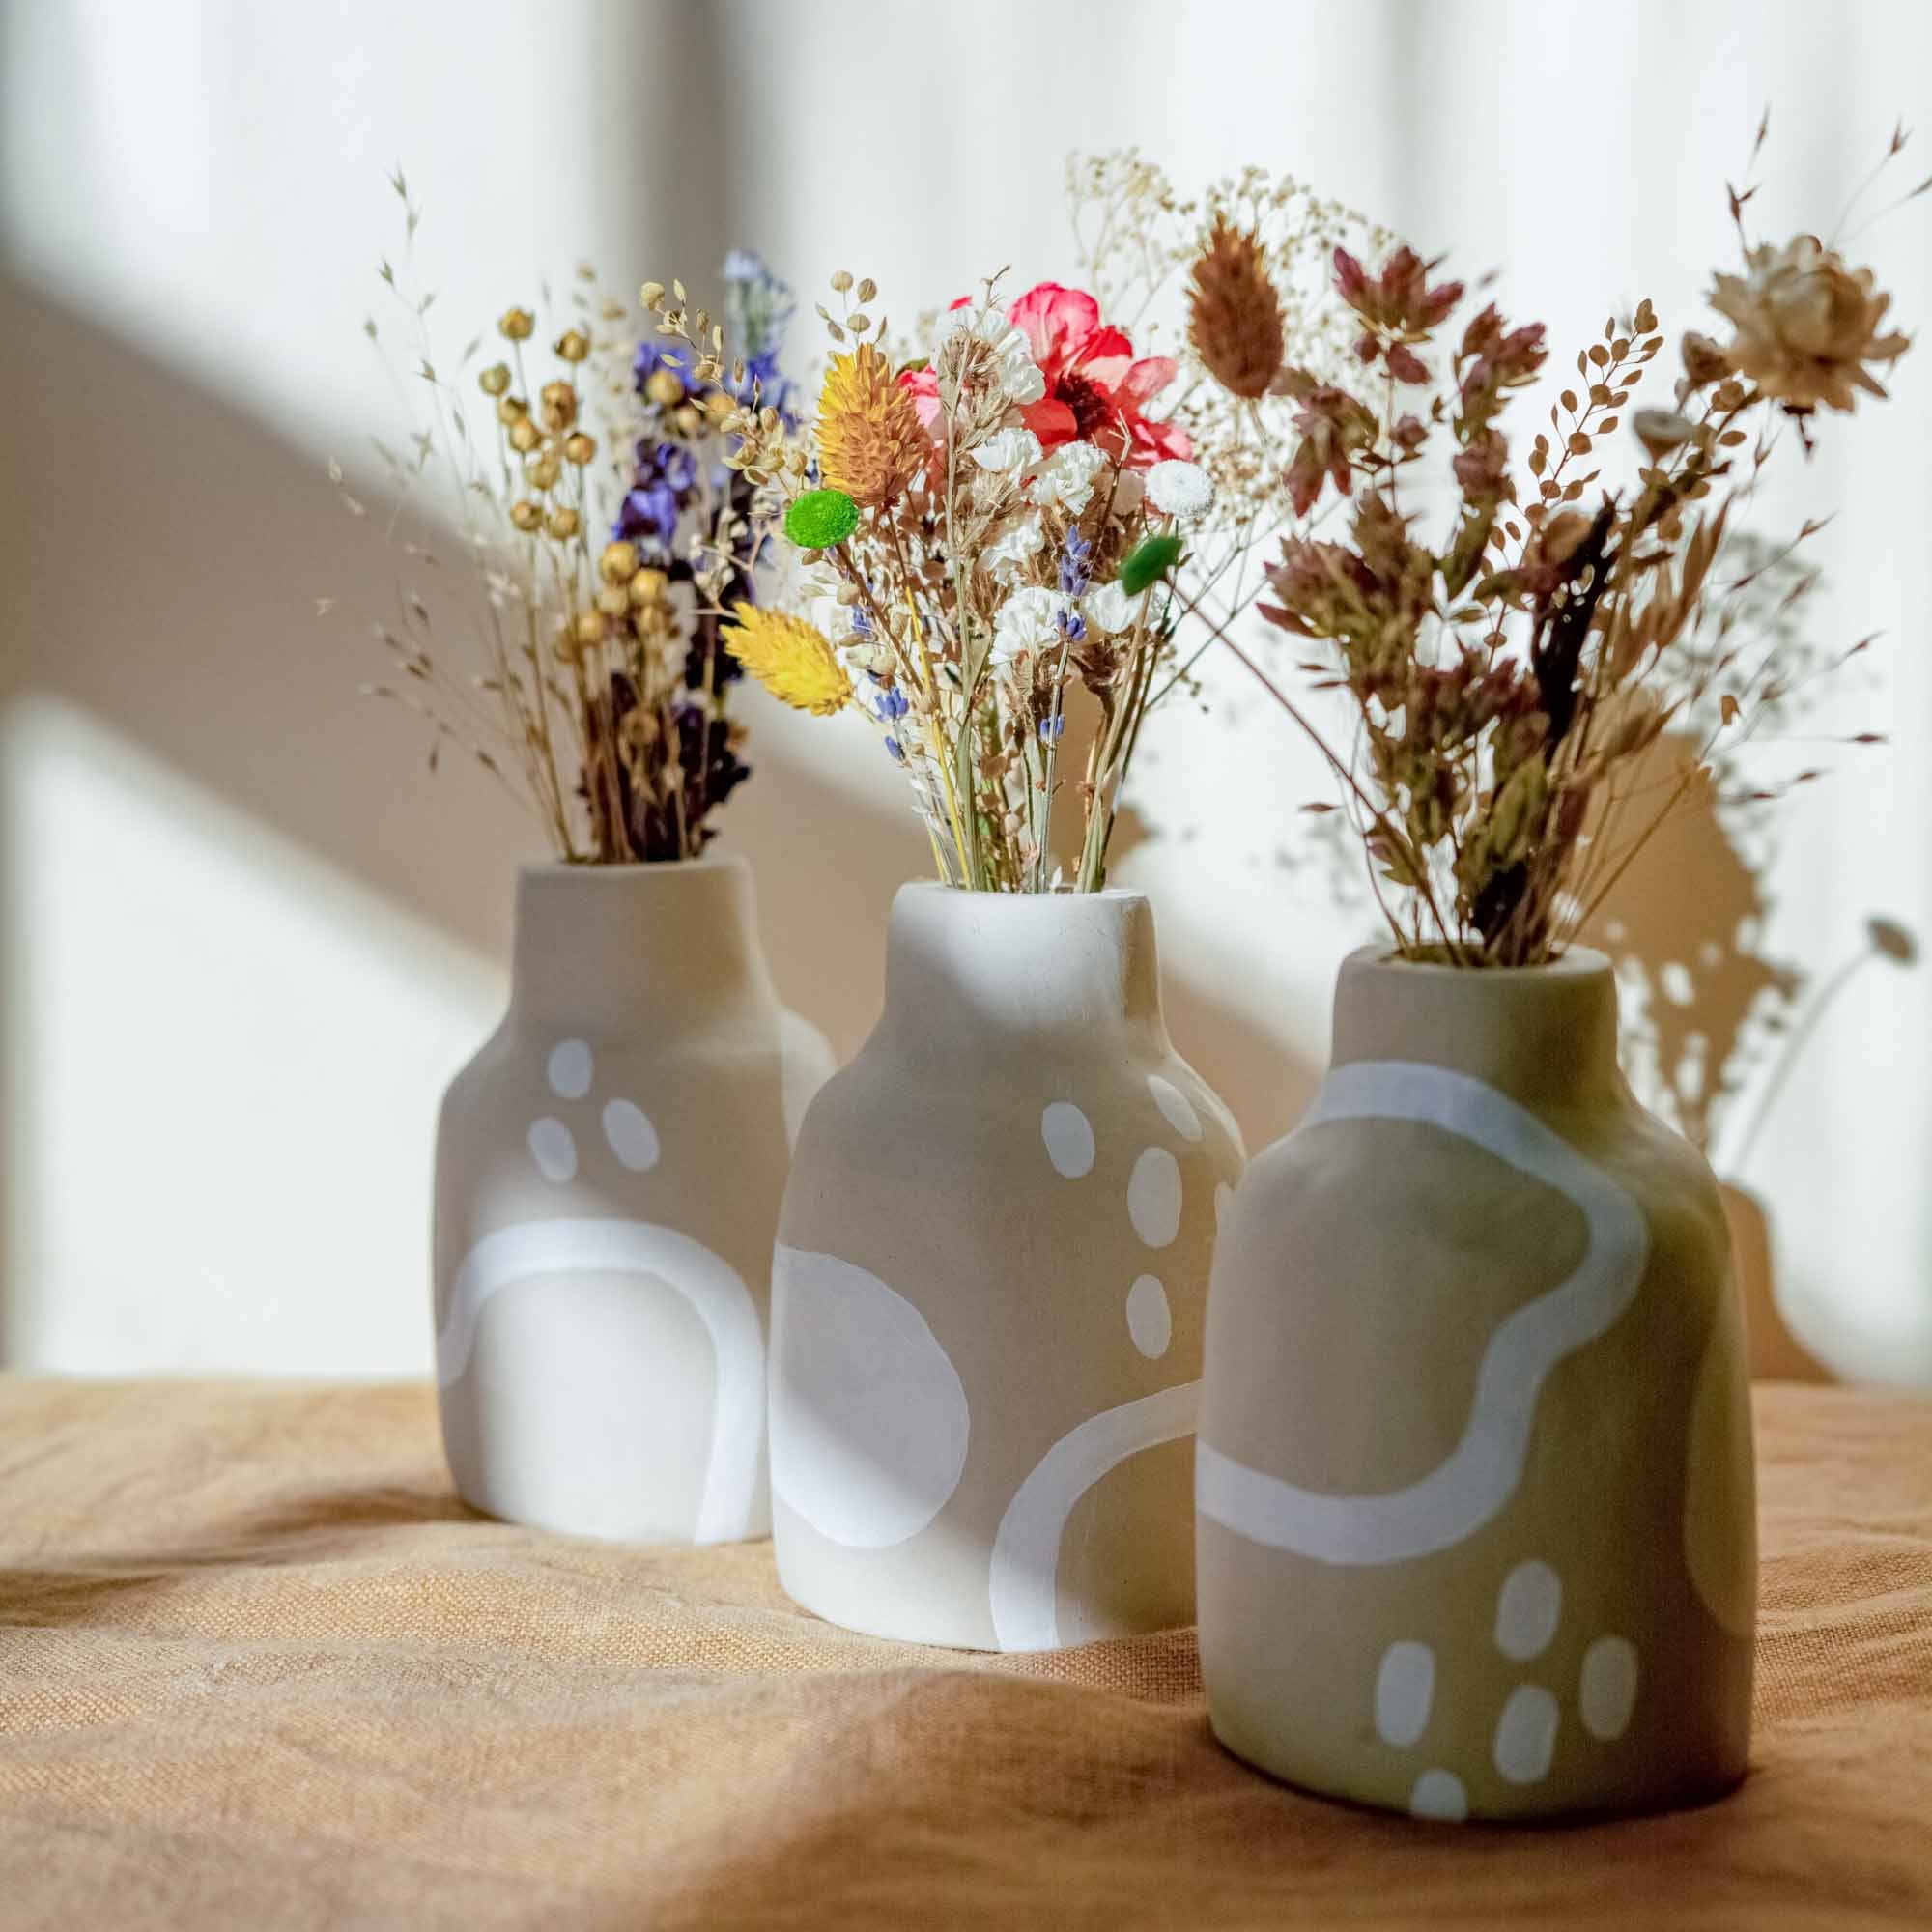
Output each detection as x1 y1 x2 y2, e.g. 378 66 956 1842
769 884 1246 1651
1197 945 1755 1823
434 856 834 1544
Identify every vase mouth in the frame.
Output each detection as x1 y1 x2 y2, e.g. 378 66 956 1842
1344 941 1612 981
516 852 748 884
895 879 1149 909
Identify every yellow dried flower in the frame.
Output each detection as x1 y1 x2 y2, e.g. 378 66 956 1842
563 431 597 466
540 380 578 431
673 404 703 438
723 603 849 716
644 367 686 407
526 451 562 491
498 307 535 342
1710 235 1910 413
639 280 667 310
546 506 581 540
508 415 541 454
815 343 927 507
600 540 639 584
596 584 631 618
630 567 668 604
554 328 591 363
573 609 607 647
497 395 528 424
1187 216 1286 401
478 362 512 397
509 498 543 532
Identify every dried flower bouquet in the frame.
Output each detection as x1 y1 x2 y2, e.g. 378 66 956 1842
1189 128 1917 968
674 156 1387 893
340 177 798 864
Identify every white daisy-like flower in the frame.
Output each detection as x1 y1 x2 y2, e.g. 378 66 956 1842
1025 440 1107 515
969 426 1044 475
1147 459 1213 519
982 509 1046 582
990 584 1066 665
1084 579 1142 636
937 305 1047 408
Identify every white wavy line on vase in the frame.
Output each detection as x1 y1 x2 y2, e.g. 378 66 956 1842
1196 1060 1649 1567
989 1379 1201 1653
437 1217 765 1546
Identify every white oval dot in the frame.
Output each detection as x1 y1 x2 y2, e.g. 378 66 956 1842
1374 1640 1435 1747
1124 1275 1172 1359
546 1037 594 1099
1040 1101 1095 1179
1407 1768 1467 1822
1494 1558 1563 1662
1578 1635 1640 1741
602 1098 660 1172
1127 1147 1182 1247
527 1117 577 1184
1492 1684 1560 1786
1147 1073 1203 1142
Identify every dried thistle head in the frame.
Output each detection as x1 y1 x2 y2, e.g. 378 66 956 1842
816 342 928 506
1187 216 1286 400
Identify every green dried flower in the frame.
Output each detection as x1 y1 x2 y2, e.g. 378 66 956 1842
1120 533 1183 597
785 488 860 550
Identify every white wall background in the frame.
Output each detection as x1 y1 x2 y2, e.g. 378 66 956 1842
2 0 1927 1383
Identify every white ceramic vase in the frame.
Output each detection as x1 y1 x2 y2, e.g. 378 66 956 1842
434 856 834 1544
769 884 1246 1651
1197 945 1754 1822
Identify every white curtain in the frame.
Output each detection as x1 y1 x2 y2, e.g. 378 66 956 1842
2 0 1927 1381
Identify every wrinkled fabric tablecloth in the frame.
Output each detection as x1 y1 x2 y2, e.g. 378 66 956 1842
0 1377 1927 1929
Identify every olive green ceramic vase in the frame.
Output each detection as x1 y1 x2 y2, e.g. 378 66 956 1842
770 885 1245 1650
1197 944 1755 1822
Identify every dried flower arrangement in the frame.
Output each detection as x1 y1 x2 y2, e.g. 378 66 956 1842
337 176 797 863
669 156 1385 893
1173 123 1920 968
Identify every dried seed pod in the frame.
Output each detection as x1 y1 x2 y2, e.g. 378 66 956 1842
1187 217 1286 401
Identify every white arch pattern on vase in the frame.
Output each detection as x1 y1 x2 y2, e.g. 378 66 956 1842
988 1378 1202 1652
438 1216 766 1546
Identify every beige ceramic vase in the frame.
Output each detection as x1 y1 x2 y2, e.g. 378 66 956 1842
770 885 1246 1651
434 857 834 1544
1197 945 1755 1823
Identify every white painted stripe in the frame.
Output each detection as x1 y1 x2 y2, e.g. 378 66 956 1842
438 1217 765 1545
1196 1060 1648 1567
988 1380 1200 1652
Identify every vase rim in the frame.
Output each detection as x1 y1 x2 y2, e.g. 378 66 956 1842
1343 940 1611 981
516 852 748 883
895 880 1148 907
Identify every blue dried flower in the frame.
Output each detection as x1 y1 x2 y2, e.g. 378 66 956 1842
874 685 910 722
884 736 905 764
1039 714 1067 742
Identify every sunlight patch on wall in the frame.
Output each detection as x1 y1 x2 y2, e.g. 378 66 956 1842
1 698 501 1373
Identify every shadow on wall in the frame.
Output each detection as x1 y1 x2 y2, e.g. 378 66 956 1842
0 273 1320 1312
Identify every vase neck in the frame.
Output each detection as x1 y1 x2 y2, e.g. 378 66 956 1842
1329 945 1623 1115
878 884 1170 1054
508 857 775 1033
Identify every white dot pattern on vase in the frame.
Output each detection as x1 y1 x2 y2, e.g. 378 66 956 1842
546 1037 594 1099
603 1098 661 1172
1494 1558 1563 1662
1373 1640 1435 1747
1124 1275 1172 1359
1578 1635 1640 1741
1407 1768 1467 1822
1147 1074 1203 1143
1040 1101 1096 1179
1492 1683 1560 1785
527 1117 577 1184
1127 1147 1182 1247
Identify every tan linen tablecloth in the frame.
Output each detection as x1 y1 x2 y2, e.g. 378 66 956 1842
1 1378 1928 1930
